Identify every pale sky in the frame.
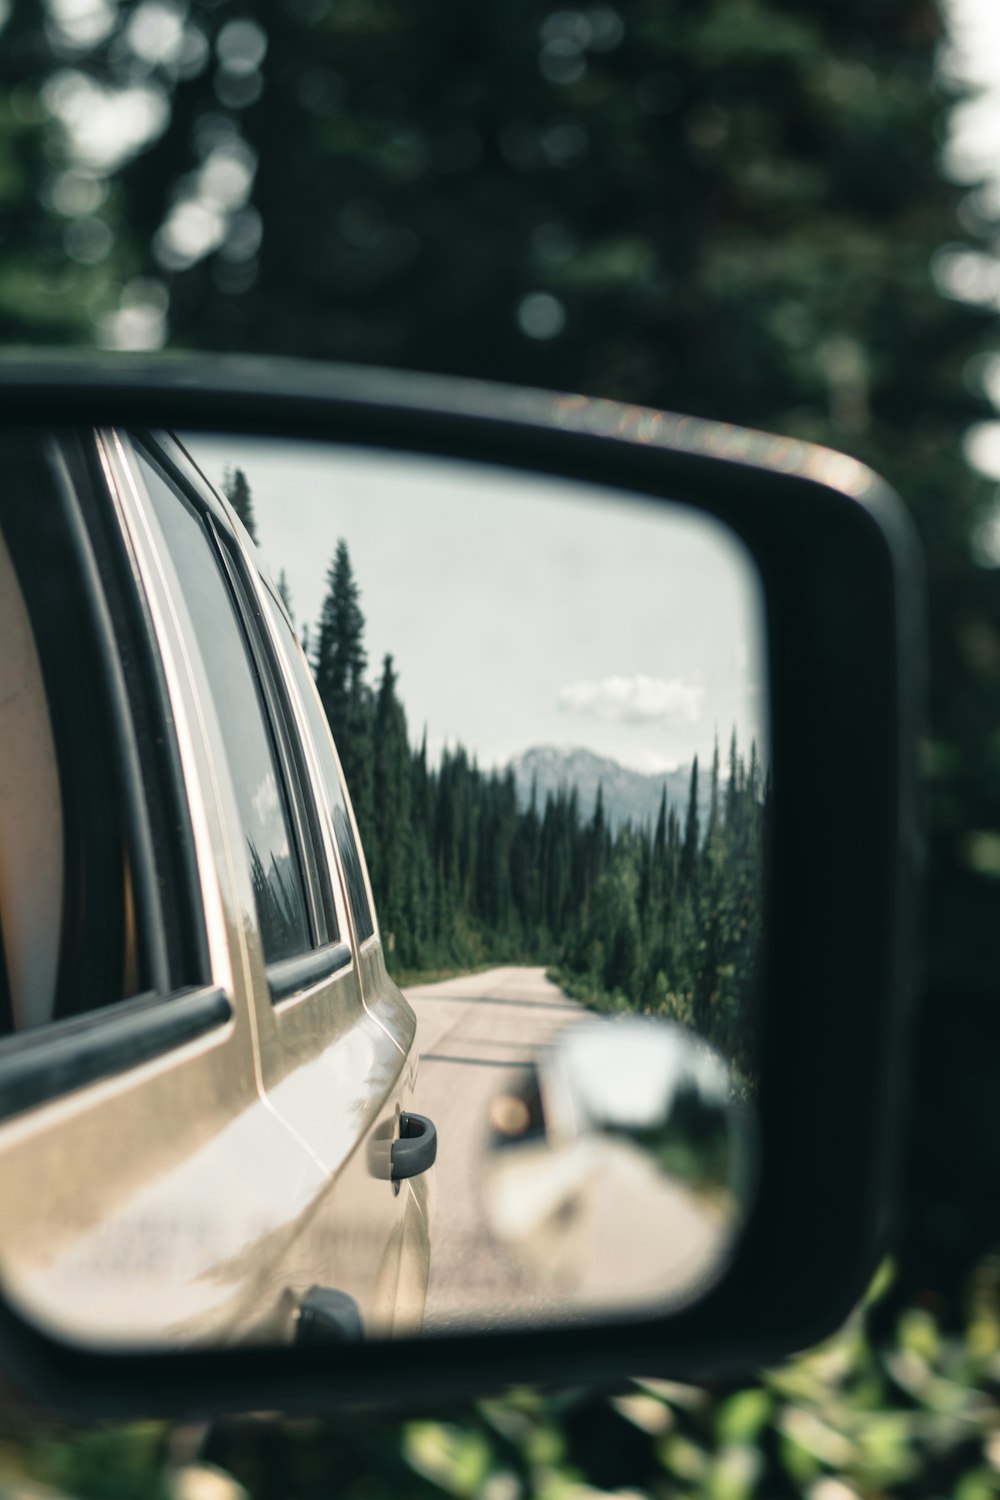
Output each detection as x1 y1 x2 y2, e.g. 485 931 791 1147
184 437 767 775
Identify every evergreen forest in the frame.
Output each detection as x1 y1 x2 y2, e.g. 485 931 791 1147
300 530 767 1084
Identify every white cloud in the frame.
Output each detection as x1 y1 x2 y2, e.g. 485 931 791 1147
637 749 683 774
557 674 704 726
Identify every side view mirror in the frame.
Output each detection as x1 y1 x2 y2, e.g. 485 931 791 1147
486 1017 756 1313
0 355 921 1417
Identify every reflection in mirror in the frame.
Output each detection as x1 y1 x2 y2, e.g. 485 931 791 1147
0 429 767 1348
486 1018 755 1320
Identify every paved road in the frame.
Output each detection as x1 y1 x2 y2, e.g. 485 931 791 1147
405 966 728 1335
405 965 584 1333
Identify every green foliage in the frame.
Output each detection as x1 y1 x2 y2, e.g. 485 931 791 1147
0 1419 172 1500
304 543 764 1077
558 742 767 1082
273 1262 1000 1496
313 539 375 853
0 8 136 345
5 1261 988 1500
372 652 412 943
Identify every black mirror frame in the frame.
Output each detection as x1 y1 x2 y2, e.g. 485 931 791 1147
0 355 923 1417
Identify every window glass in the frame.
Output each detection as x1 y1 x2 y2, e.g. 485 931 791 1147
0 439 146 1029
212 533 335 947
261 592 376 944
136 453 312 964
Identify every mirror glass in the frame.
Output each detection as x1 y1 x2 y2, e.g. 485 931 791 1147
0 429 767 1347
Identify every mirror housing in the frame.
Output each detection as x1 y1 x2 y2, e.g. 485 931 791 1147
0 354 922 1416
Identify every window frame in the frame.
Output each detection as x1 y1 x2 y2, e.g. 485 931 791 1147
0 427 237 1119
128 437 319 966
254 578 379 956
127 433 357 1004
71 431 210 992
209 519 338 948
171 426 380 957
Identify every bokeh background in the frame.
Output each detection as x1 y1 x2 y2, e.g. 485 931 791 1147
3 0 1000 1494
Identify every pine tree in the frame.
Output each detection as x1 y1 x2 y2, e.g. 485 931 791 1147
372 654 411 957
314 540 366 730
747 740 761 807
277 568 294 622
221 466 257 542
585 784 607 912
679 756 700 896
313 540 374 850
653 788 668 866
726 729 740 830
705 738 721 860
646 786 669 951
512 776 541 951
405 731 435 966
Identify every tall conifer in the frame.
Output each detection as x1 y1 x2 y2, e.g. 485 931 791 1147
221 466 257 542
372 654 411 948
313 540 374 849
277 568 294 622
680 756 700 894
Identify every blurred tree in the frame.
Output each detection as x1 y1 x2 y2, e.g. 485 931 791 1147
276 566 294 619
0 2 129 343
221 464 257 540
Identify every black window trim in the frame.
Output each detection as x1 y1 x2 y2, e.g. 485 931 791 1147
0 986 232 1123
46 437 172 1000
3 430 208 1030
79 430 212 991
267 941 353 1004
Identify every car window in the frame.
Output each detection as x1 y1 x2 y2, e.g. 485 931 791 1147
0 525 65 1031
0 437 147 1031
261 590 376 945
134 450 314 966
210 527 341 954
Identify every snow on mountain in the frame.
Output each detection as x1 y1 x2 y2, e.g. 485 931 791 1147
507 746 710 832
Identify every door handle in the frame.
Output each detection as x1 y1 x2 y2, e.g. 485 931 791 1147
391 1112 437 1181
295 1286 364 1344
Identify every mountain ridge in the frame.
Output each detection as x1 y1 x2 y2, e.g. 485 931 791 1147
507 745 710 832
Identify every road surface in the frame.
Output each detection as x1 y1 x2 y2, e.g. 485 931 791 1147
405 965 582 1332
405 965 729 1335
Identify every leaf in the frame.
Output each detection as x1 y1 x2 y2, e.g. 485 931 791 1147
716 1389 772 1445
403 1423 492 1497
